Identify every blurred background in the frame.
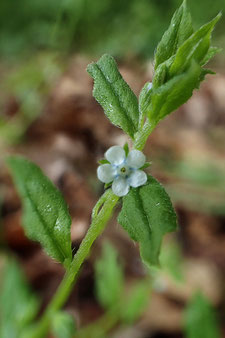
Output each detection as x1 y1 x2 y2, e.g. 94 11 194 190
0 0 225 337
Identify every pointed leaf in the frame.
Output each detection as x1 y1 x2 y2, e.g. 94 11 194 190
201 46 222 66
140 162 151 170
87 54 139 138
98 159 110 165
6 156 72 267
169 13 221 77
118 175 177 267
123 143 129 157
148 61 202 125
154 0 193 69
142 12 220 129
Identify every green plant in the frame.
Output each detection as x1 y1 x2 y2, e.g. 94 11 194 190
0 259 40 338
2 1 221 336
184 292 221 338
76 242 150 338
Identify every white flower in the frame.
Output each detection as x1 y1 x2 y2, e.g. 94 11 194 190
97 146 147 197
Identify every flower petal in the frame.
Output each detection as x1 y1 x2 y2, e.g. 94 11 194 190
112 177 130 197
97 164 116 183
126 150 146 169
129 170 147 188
105 146 126 165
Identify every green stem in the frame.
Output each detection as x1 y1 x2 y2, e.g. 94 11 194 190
29 189 119 338
134 120 156 151
27 117 154 338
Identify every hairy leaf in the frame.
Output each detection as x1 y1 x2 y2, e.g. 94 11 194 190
154 0 193 69
138 62 168 122
138 82 152 127
6 156 72 267
0 259 39 338
95 242 124 310
184 292 221 338
169 13 221 77
118 175 177 267
153 62 168 88
139 12 220 128
87 54 139 139
148 61 202 125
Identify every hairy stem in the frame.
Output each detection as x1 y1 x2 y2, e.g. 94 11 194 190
134 120 156 150
27 117 153 338
29 189 119 338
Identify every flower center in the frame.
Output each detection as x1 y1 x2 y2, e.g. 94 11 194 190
116 164 132 178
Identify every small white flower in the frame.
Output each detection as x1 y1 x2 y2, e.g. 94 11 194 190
97 146 147 197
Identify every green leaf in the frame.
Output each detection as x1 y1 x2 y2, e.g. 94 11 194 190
123 143 129 157
184 292 221 338
51 311 76 338
138 82 152 127
118 175 177 267
140 10 220 129
160 242 184 282
6 156 72 268
87 54 139 139
95 242 124 310
140 162 151 170
154 0 193 69
169 13 221 77
0 259 39 338
148 61 202 125
98 159 110 165
121 281 150 324
201 46 222 66
153 62 168 88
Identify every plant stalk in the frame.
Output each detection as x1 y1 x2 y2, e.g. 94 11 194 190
134 120 156 150
27 118 153 338
28 189 119 338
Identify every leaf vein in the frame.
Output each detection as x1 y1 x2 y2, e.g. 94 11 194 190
25 185 66 263
96 62 136 134
135 188 152 236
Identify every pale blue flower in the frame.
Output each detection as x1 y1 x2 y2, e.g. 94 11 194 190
97 146 147 197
